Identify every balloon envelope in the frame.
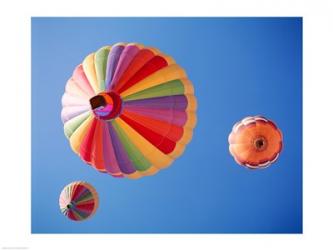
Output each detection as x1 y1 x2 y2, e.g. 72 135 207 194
59 181 99 221
61 43 197 178
228 116 283 169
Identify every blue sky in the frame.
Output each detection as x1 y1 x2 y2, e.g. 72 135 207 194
32 17 302 233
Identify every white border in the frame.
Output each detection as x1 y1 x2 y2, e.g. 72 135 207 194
1 0 333 249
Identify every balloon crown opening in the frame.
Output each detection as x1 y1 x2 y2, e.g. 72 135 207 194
253 136 267 151
66 202 75 209
89 92 122 120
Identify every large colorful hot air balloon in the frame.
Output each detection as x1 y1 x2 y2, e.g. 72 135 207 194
61 43 197 179
59 181 99 221
228 116 283 169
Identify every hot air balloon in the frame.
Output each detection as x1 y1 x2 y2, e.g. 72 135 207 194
228 116 283 169
59 181 99 221
61 43 197 179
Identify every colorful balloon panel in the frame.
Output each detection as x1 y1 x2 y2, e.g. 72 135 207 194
61 43 197 179
228 116 283 169
59 181 99 221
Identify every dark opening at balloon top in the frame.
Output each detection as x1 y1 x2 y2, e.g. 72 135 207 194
253 136 267 151
90 91 122 120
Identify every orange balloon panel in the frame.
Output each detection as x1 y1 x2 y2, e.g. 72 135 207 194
228 116 283 169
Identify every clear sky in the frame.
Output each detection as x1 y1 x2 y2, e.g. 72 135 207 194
32 17 302 233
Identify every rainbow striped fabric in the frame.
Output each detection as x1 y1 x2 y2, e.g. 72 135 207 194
61 43 197 179
59 181 99 221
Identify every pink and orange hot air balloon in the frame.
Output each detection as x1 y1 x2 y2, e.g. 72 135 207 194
228 116 283 169
61 43 197 179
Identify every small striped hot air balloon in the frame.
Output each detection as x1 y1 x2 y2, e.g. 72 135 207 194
59 181 99 221
228 116 283 169
61 43 197 179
